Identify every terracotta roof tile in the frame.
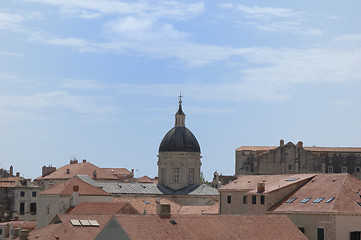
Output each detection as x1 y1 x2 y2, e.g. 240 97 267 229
28 214 112 240
237 145 361 153
67 201 140 215
137 175 157 183
39 178 111 196
102 168 132 176
270 173 361 214
115 215 307 240
37 162 118 180
178 203 219 215
219 174 315 193
112 197 182 215
28 214 306 240
0 177 21 187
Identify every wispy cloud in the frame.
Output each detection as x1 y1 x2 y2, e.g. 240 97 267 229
22 0 204 20
0 91 116 120
0 10 24 29
219 4 323 35
61 79 105 90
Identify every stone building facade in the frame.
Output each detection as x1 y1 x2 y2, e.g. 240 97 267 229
236 140 361 178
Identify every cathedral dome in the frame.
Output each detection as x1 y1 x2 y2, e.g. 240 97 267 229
159 126 200 153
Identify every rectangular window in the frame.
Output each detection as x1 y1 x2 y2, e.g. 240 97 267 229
252 195 256 204
300 197 311 203
328 153 333 157
20 191 25 197
260 195 265 205
188 168 194 185
317 228 324 240
173 168 179 183
356 167 361 173
328 166 333 173
243 195 247 204
245 165 250 171
161 168 166 184
288 164 293 171
350 231 361 240
285 197 297 203
312 197 325 203
20 203 25 215
342 153 347 157
227 195 231 204
32 191 37 197
342 167 348 173
30 202 36 214
325 197 335 203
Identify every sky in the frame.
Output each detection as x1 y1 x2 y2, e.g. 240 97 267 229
0 0 360 181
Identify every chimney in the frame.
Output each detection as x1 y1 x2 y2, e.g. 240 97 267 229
16 172 20 177
70 159 78 164
157 203 171 217
12 228 21 238
71 185 79 207
280 139 284 147
82 159 86 163
257 182 265 193
19 229 29 240
42 166 56 177
297 141 303 148
10 165 13 176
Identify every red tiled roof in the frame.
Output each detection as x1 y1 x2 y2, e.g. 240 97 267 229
112 197 182 215
0 177 21 188
67 201 140 215
36 162 119 180
219 174 315 193
39 178 111 196
270 173 361 214
115 215 307 240
0 221 36 230
137 175 157 183
102 168 132 176
178 203 219 215
28 214 306 240
28 214 112 240
236 146 361 153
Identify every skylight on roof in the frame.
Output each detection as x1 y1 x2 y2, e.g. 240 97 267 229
285 197 297 203
285 178 299 181
80 220 91 226
143 201 150 204
70 220 81 226
312 197 324 203
357 202 361 207
325 197 335 203
300 197 311 203
89 220 100 227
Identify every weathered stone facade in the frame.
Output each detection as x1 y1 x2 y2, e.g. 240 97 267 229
236 140 361 179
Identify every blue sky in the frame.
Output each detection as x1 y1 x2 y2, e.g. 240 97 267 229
0 0 360 181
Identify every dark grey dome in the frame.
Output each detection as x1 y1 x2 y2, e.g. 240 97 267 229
159 126 200 153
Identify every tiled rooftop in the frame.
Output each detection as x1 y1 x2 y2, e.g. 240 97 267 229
178 203 219 215
29 214 307 240
112 197 182 215
270 173 361 214
219 174 315 193
114 215 307 240
39 178 111 196
77 175 219 196
67 201 140 215
36 162 119 180
237 145 361 153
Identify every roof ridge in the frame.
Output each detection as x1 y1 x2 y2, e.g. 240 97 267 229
331 174 348 211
